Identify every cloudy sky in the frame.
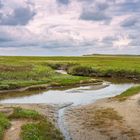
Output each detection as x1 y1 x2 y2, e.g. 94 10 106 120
0 0 140 56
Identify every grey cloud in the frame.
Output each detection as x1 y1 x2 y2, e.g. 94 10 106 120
102 36 118 44
79 0 140 18
128 32 140 47
77 0 94 3
42 39 76 49
0 7 36 26
109 1 140 16
118 1 140 13
0 37 39 48
129 37 140 47
0 0 3 9
0 37 11 42
96 2 109 11
57 0 70 5
121 17 138 27
80 1 111 23
0 31 13 43
80 10 111 22
0 26 37 48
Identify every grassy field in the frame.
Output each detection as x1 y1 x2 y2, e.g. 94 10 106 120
0 55 140 90
0 56 92 90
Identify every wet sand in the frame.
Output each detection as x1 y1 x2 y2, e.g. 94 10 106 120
65 93 140 140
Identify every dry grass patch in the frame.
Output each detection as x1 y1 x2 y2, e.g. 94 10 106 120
0 65 33 72
92 108 123 128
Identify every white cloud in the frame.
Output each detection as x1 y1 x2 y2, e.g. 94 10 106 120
0 0 139 55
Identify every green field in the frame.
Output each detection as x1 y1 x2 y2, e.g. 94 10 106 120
0 55 140 90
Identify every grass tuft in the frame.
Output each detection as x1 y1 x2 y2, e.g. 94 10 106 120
115 85 140 101
0 113 11 140
9 107 41 120
21 120 64 140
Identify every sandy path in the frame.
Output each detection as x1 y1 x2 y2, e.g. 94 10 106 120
65 93 140 140
3 120 27 140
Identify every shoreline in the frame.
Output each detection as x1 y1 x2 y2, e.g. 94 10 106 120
0 80 103 94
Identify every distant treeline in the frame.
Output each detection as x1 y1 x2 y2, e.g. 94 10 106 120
83 54 140 57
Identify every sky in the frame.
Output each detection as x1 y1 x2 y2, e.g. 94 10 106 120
0 0 140 56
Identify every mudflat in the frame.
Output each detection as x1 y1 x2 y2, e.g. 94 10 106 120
65 93 140 140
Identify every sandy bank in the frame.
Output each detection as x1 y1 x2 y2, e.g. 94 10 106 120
65 93 140 140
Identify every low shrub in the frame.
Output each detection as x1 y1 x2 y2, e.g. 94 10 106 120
47 62 77 71
68 65 98 76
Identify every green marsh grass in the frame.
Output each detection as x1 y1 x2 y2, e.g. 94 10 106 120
0 113 11 140
21 120 64 140
9 107 41 120
115 85 140 101
0 55 140 90
8 107 64 140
